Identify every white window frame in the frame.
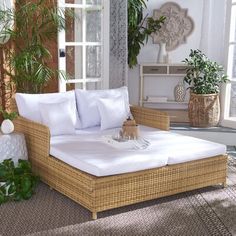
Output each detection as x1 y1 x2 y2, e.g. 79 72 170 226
58 0 109 92
221 0 236 128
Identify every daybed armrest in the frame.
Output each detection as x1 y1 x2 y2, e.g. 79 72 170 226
13 116 50 162
130 106 170 131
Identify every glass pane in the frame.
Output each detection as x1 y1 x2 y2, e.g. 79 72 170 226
86 46 101 78
65 8 82 42
230 82 236 116
86 82 102 90
230 5 236 42
86 10 101 42
86 0 102 5
65 0 82 3
66 46 83 79
75 83 83 89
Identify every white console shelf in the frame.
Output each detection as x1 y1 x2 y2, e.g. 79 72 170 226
143 100 188 104
139 63 190 123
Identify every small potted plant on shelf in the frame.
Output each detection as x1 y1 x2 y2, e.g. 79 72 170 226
183 49 228 127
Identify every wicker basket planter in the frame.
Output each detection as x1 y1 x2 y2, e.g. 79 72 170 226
188 93 220 127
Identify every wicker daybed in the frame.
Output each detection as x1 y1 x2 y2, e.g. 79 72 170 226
13 105 227 220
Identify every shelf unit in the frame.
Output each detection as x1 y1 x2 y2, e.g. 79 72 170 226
139 63 190 123
143 100 188 104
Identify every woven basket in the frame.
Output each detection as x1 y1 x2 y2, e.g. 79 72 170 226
188 93 220 127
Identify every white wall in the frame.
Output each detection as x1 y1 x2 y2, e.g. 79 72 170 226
128 0 227 105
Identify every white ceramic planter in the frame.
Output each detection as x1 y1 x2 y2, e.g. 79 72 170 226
1 119 14 134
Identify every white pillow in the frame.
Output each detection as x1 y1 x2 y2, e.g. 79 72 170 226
15 91 81 129
97 96 128 130
39 100 75 136
75 87 130 128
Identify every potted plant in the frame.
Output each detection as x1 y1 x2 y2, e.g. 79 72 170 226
183 49 228 127
128 0 165 68
0 0 70 94
0 159 39 204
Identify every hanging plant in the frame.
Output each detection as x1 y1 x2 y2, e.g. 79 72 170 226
128 0 165 68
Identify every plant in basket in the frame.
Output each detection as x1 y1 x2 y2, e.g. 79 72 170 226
183 49 228 127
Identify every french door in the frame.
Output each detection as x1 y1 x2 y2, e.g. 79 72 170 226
222 0 236 128
58 0 109 92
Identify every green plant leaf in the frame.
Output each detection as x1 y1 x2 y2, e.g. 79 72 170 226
0 192 6 204
22 190 33 200
0 167 8 180
0 159 39 204
17 159 32 172
183 49 228 94
8 184 16 195
1 0 73 93
21 176 32 193
128 0 165 68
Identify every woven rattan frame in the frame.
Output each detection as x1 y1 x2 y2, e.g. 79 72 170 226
13 105 227 220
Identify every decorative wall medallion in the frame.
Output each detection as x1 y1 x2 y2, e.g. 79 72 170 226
152 2 194 51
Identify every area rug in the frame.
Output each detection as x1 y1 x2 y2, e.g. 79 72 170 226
0 158 236 236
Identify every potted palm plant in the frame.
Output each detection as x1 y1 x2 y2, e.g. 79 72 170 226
0 0 69 94
183 49 228 127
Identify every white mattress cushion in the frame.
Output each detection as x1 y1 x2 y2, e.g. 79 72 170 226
50 126 226 177
145 131 227 165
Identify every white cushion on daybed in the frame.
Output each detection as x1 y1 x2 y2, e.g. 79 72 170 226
15 91 81 128
97 96 128 130
39 100 76 136
50 126 226 177
75 86 130 129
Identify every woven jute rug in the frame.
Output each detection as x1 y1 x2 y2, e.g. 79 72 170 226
1 157 236 236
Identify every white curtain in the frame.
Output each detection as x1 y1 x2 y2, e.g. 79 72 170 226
199 0 227 64
109 0 128 88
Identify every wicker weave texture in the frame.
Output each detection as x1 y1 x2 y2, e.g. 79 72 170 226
188 93 220 127
130 106 170 131
13 106 227 219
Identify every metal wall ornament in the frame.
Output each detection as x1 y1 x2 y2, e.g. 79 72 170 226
152 2 194 51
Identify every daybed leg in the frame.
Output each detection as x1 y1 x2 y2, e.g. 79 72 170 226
92 212 97 220
222 181 227 188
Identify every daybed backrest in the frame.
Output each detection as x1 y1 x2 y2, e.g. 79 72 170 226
131 106 170 131
11 88 170 133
